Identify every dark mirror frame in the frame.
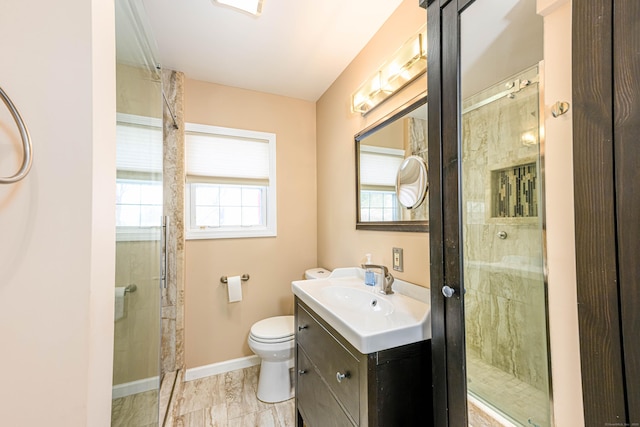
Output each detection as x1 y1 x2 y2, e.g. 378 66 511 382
355 93 428 232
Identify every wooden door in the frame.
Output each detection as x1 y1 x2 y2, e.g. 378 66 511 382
574 0 640 424
426 0 467 424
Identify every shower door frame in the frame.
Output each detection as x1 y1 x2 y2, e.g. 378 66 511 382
426 0 551 425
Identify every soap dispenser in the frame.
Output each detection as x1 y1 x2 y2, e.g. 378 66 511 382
364 254 376 287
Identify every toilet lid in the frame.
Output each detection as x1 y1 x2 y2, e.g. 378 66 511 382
250 315 294 340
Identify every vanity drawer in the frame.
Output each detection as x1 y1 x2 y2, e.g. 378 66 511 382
296 304 360 425
297 347 355 427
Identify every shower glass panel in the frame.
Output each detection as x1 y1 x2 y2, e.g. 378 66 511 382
112 0 163 425
460 1 551 425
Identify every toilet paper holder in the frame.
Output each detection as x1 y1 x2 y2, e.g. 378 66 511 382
220 274 250 284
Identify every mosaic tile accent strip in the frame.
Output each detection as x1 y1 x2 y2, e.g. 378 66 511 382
493 163 538 218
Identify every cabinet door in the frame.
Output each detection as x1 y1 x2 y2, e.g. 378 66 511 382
296 304 360 423
297 347 354 427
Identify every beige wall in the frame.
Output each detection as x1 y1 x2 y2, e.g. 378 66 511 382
183 81 317 367
0 0 115 425
316 0 429 287
116 63 162 117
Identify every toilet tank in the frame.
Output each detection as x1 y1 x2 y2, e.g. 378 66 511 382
305 268 331 280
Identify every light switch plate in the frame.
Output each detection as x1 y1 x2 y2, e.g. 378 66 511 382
392 247 403 272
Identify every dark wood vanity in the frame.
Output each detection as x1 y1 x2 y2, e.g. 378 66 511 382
295 298 432 426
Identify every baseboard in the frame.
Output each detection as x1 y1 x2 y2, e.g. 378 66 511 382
184 355 261 382
112 376 160 399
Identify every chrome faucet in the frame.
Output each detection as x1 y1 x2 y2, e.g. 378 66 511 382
361 264 395 295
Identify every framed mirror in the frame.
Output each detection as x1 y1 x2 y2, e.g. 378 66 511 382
355 94 428 232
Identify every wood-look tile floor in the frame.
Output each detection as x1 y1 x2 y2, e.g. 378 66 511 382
112 389 160 427
166 365 295 427
112 365 295 427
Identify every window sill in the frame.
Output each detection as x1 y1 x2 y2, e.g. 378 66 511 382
186 227 277 240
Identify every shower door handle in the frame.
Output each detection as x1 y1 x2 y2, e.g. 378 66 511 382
442 285 456 298
160 216 170 289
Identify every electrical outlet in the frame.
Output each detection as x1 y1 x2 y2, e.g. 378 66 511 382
392 247 403 272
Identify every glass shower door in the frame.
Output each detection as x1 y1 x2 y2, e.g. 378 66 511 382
112 0 164 425
460 1 551 425
460 66 551 426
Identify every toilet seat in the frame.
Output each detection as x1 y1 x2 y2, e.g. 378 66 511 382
250 315 294 343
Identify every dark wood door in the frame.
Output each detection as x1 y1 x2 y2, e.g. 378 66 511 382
613 1 640 421
574 0 640 424
426 0 550 425
426 0 467 425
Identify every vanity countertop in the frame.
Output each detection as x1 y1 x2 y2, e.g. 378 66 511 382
292 267 431 354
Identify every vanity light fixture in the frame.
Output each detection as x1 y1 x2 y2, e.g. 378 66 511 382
351 26 427 115
212 0 264 16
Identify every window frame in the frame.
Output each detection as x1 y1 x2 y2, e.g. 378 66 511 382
184 123 277 240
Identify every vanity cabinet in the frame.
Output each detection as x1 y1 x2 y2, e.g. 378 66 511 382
295 298 432 427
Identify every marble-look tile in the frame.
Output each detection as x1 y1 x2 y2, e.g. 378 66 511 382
162 366 295 427
176 374 227 416
224 367 269 419
273 399 296 427
164 370 185 426
111 389 159 427
467 354 550 426
228 409 280 427
161 69 186 376
174 404 228 427
160 370 178 424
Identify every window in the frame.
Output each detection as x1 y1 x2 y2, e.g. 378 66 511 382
359 145 404 221
360 190 399 221
115 113 163 241
185 123 276 239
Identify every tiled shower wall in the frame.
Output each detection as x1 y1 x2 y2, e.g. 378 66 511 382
461 66 549 393
162 69 186 376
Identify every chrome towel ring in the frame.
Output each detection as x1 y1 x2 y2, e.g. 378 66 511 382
0 86 33 184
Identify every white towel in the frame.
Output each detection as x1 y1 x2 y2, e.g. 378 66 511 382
115 287 126 321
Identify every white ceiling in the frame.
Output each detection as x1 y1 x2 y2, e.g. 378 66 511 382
142 0 405 101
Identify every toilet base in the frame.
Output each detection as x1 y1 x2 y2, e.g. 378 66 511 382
256 360 294 403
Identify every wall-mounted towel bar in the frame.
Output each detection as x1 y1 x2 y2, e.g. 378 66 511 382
0 86 33 184
220 274 250 284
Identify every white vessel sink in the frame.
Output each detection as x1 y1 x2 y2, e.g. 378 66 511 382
292 267 431 354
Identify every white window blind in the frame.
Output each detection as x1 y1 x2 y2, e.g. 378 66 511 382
186 124 272 183
359 145 405 188
116 114 163 174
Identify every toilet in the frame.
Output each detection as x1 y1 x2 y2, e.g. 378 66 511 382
248 268 330 403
